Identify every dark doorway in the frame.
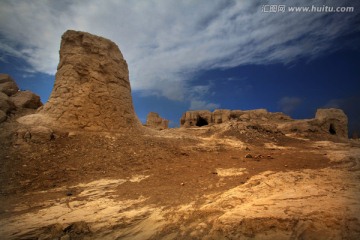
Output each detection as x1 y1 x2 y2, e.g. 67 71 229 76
196 116 208 127
329 123 336 135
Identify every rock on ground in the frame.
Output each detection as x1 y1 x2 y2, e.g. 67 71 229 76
16 126 54 144
10 91 42 109
0 74 43 125
0 110 6 123
0 92 15 113
0 74 19 96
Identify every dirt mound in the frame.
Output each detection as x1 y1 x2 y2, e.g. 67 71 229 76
1 129 359 239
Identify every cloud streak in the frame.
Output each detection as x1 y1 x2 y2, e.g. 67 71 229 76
1 0 359 106
278 96 302 114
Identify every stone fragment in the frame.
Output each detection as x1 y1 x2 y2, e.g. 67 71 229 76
0 110 6 123
29 126 54 143
16 126 54 143
10 90 43 109
0 73 14 83
0 78 19 96
0 92 15 113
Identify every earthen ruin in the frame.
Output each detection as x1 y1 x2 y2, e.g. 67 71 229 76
18 30 141 132
1 30 359 240
145 112 169 130
180 108 348 138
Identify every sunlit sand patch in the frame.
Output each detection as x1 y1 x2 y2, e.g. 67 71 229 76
129 175 150 183
313 141 360 163
77 179 127 198
264 142 293 150
285 133 310 141
0 195 160 239
216 168 248 177
199 137 246 148
10 176 150 216
217 138 246 148
1 175 160 239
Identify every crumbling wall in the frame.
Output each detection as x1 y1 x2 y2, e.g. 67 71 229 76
17 30 141 132
180 110 212 127
180 109 289 127
315 108 348 138
180 108 348 139
145 112 169 130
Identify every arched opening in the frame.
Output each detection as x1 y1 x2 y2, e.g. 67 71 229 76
329 123 336 135
196 116 208 127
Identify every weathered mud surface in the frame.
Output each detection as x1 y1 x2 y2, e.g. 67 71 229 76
1 122 360 239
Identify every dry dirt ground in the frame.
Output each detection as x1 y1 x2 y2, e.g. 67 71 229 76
1 113 360 239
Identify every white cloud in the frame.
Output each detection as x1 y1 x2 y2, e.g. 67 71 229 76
0 0 359 105
188 83 220 110
190 100 220 111
278 96 302 114
324 99 342 108
0 42 22 59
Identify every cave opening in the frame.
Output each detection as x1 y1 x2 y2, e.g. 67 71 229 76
329 123 336 135
196 116 208 127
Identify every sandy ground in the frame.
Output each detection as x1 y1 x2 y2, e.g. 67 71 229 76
1 120 360 239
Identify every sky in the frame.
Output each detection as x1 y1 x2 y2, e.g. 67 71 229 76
0 0 360 135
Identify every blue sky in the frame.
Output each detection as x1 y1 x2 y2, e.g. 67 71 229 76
0 0 359 134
